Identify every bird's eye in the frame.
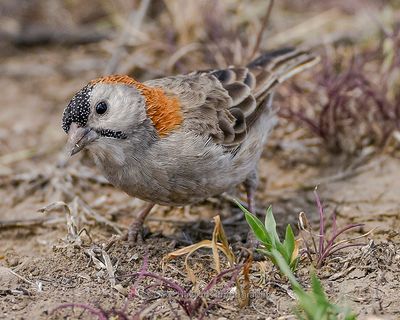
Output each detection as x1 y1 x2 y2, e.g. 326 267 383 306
95 101 108 115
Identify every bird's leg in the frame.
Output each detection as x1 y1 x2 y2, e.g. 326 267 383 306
243 169 258 214
243 170 259 248
246 186 256 214
128 203 155 244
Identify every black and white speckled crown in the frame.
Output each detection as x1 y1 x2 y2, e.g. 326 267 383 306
62 84 93 133
62 83 128 140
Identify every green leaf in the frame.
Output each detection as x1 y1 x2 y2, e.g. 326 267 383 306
283 224 297 264
264 206 280 247
297 294 319 319
311 273 327 300
344 309 357 320
256 248 273 256
271 249 355 320
289 257 299 271
276 242 290 262
270 249 302 292
311 273 331 309
236 200 270 244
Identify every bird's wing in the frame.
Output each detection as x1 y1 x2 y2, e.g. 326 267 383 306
144 48 319 149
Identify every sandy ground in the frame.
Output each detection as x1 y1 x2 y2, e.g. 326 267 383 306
1 1 400 319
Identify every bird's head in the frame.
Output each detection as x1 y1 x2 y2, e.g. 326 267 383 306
62 75 182 156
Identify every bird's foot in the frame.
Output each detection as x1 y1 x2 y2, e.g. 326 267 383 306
125 203 155 246
128 220 145 245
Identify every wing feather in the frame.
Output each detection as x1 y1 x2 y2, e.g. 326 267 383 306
145 48 319 149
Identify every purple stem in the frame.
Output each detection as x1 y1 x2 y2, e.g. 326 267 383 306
201 264 242 294
314 189 325 257
125 264 243 318
199 265 242 320
317 223 364 267
129 255 150 300
325 223 364 249
128 271 200 317
122 255 150 316
317 243 365 268
128 272 187 296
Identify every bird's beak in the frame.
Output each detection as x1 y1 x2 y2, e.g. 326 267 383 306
67 122 99 156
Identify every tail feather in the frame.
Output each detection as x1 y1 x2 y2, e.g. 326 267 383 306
247 47 297 68
248 48 320 101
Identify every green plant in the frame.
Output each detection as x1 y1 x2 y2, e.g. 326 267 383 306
271 249 356 320
237 201 299 271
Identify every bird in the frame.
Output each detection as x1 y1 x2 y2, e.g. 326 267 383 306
62 47 319 244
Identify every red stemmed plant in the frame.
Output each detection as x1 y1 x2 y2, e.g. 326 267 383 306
299 188 373 268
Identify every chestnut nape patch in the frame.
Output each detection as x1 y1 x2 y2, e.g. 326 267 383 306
91 75 183 136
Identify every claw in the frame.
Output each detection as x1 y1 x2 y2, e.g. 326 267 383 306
126 203 155 246
128 221 145 244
